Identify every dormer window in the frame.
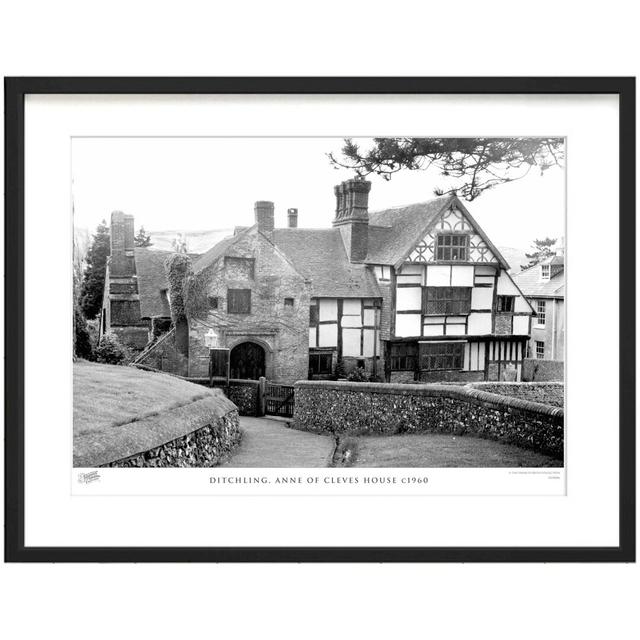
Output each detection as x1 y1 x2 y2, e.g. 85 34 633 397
541 264 550 280
436 234 469 261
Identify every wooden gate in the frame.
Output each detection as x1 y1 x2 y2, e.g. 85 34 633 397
264 382 295 418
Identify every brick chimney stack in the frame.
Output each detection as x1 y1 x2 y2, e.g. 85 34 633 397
110 210 136 276
255 201 275 234
287 208 298 228
332 177 371 262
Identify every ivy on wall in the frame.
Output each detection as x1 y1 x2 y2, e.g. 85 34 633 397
184 267 215 321
164 253 193 323
164 253 216 323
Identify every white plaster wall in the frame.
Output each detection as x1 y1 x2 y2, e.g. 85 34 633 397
396 286 422 311
446 324 466 336
471 286 493 310
342 327 361 357
395 313 421 337
342 299 361 315
362 329 375 356
426 265 450 286
468 312 492 334
318 323 337 347
319 298 337 321
513 315 530 335
451 265 474 286
422 323 444 336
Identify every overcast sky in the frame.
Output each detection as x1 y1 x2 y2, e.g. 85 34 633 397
72 137 565 250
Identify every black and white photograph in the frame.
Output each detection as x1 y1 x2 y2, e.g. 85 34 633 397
72 135 565 472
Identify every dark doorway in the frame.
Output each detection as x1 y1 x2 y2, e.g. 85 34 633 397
230 342 266 380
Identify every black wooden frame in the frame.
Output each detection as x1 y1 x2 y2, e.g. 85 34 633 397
4 76 635 562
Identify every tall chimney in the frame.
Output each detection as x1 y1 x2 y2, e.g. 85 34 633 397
287 208 298 228
255 201 274 234
332 177 371 262
110 210 135 276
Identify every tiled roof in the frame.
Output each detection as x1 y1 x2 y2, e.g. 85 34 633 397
365 196 454 266
272 228 381 298
512 263 565 298
134 248 172 318
191 232 242 274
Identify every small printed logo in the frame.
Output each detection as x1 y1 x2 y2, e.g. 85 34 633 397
78 470 101 484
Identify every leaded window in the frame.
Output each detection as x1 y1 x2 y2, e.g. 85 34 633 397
420 342 464 371
436 234 469 261
390 342 418 371
423 287 472 315
497 295 515 312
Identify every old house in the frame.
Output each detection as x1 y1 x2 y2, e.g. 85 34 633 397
104 178 534 383
512 249 565 361
99 211 173 350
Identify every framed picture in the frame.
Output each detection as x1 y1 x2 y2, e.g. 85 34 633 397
4 77 635 562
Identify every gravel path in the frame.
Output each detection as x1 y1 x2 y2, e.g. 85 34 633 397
222 417 335 468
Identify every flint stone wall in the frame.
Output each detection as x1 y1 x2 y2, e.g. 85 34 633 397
293 380 564 459
467 382 564 408
211 379 259 416
75 391 240 467
104 412 241 468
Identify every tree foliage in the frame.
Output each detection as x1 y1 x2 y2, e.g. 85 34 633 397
134 226 153 247
521 237 557 270
94 332 130 365
74 303 94 360
329 137 564 201
80 220 110 319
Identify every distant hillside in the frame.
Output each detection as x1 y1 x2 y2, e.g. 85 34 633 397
147 229 234 254
497 247 529 274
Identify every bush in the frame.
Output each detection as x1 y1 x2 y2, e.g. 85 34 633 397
333 358 346 380
95 332 131 365
74 305 94 360
346 367 368 382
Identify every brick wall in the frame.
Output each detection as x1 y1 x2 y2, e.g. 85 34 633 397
292 380 564 459
189 228 311 383
494 313 512 335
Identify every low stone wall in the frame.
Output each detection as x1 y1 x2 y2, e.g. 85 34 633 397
522 358 564 382
466 382 564 408
390 370 485 384
104 412 241 468
212 379 259 416
74 391 240 467
293 380 564 459
131 363 259 417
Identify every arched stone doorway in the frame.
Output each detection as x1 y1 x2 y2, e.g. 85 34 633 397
230 341 266 380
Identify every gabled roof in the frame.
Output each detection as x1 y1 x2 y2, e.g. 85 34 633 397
512 263 565 298
134 248 171 318
192 232 241 274
272 228 381 298
365 196 454 266
364 195 509 270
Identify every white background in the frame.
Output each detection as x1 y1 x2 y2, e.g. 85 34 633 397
1 2 638 639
